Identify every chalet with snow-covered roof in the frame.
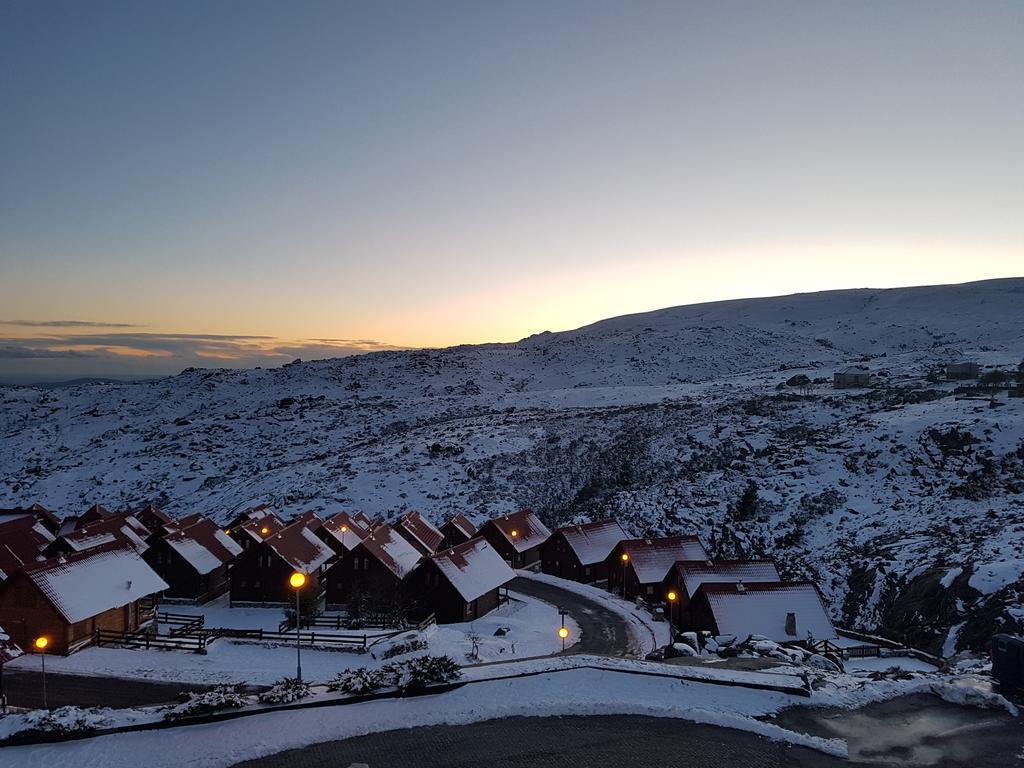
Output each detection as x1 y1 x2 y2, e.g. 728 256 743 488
0 544 168 655
78 503 116 528
542 519 626 583
409 538 514 623
393 510 444 556
0 514 54 582
0 504 60 536
945 361 980 380
44 514 151 558
134 504 173 534
227 511 287 552
322 523 421 608
224 504 279 534
607 536 708 601
479 510 552 569
663 559 781 628
439 513 477 548
143 515 242 603
688 581 837 644
316 511 371 556
833 365 870 389
229 516 332 606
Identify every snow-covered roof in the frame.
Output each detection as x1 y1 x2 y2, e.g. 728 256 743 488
620 536 708 584
165 535 222 574
485 510 552 553
264 520 334 575
837 365 870 375
59 515 150 554
236 514 286 542
163 516 242 574
673 559 781 598
557 519 626 566
430 538 514 602
0 515 52 580
135 504 172 531
359 524 422 578
395 510 444 554
26 545 169 624
319 511 371 551
0 623 22 664
697 581 837 642
443 513 477 540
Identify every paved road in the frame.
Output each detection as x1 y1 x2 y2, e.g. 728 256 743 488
232 714 842 768
231 697 1024 768
510 576 638 656
2 669 211 709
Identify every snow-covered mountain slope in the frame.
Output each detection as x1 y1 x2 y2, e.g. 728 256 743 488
2 277 1023 654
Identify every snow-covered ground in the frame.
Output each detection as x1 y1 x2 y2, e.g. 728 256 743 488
0 666 843 767
3 653 1018 768
6 591 578 685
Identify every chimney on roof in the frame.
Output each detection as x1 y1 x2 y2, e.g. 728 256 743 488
126 579 133 590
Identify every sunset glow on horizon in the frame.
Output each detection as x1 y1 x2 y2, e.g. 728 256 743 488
2 1 1022 381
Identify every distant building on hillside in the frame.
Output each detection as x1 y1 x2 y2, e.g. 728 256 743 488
833 366 870 389
945 361 980 380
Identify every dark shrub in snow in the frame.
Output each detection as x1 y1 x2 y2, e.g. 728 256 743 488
403 654 461 689
166 685 249 720
257 677 312 704
382 637 429 659
0 707 105 745
327 665 401 694
326 655 461 695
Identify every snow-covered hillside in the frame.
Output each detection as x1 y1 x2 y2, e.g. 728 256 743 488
2 278 1023 654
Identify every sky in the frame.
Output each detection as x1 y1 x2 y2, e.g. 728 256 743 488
1 1 1022 382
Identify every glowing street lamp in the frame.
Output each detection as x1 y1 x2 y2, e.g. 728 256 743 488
558 625 569 651
34 636 49 709
620 552 630 599
289 572 306 681
260 526 270 536
666 590 678 639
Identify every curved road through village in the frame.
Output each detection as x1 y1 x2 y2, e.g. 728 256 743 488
509 575 641 657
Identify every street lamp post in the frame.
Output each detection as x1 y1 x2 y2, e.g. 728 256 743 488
666 590 678 642
289 572 306 681
620 552 629 600
34 636 49 709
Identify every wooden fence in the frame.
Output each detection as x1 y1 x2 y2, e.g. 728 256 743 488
94 628 208 654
